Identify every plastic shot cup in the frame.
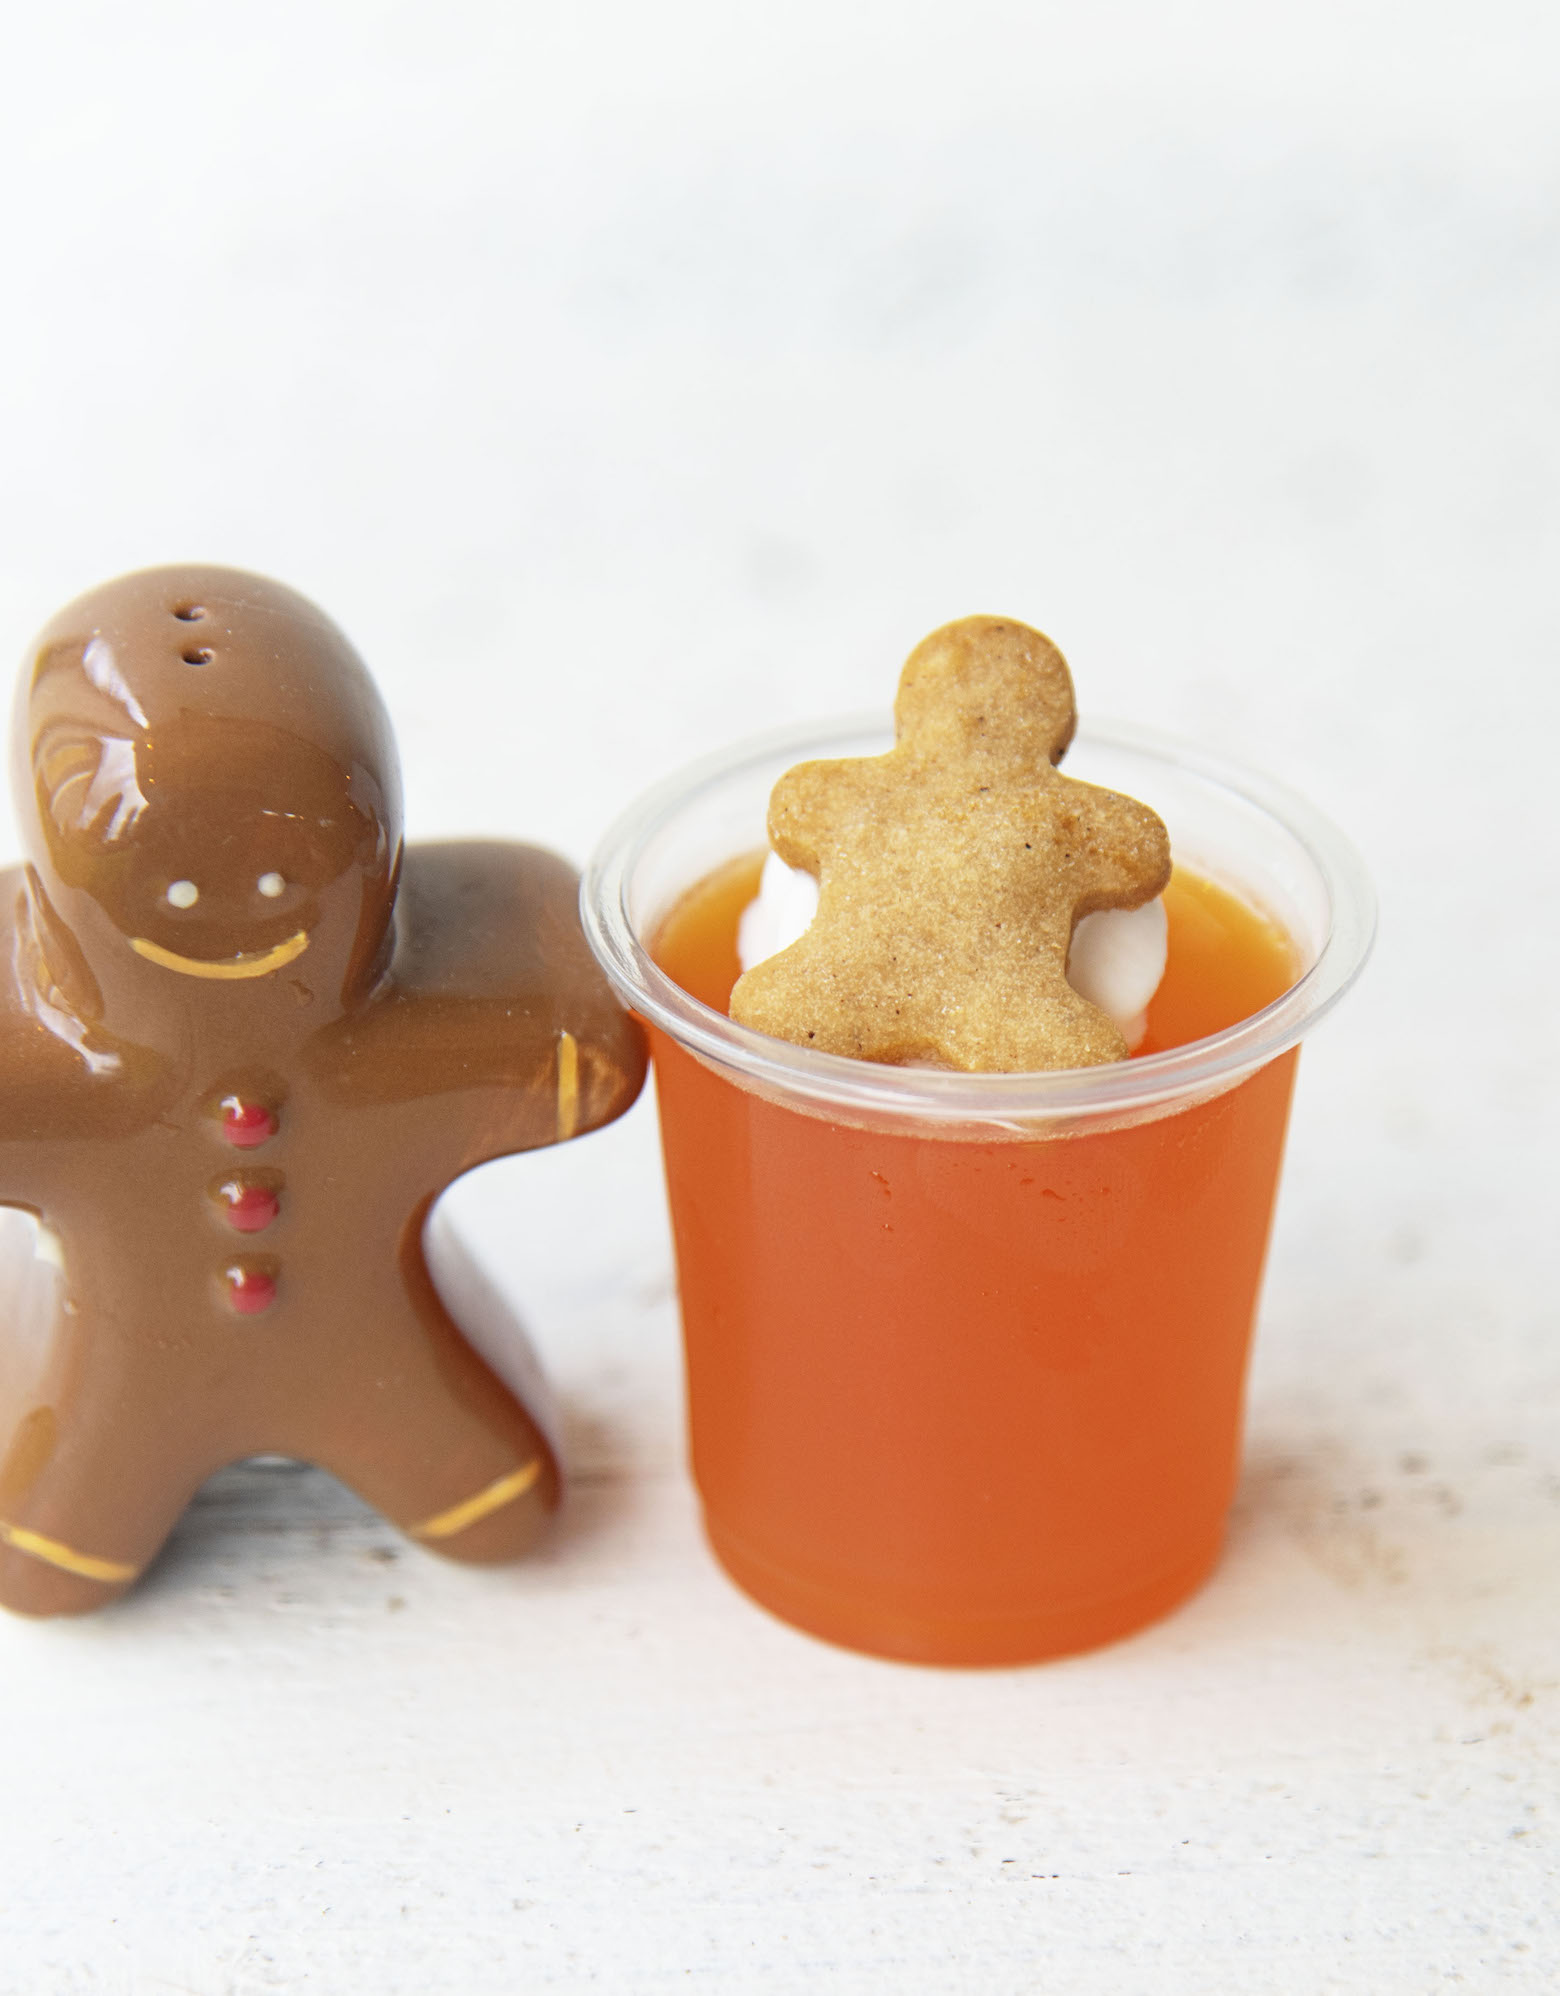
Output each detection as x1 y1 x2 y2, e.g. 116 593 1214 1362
583 720 1374 1666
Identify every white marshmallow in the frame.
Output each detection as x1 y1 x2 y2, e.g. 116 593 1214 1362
1065 897 1168 1051
736 851 820 973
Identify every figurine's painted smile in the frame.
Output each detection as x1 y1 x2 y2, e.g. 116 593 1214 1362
128 931 311 979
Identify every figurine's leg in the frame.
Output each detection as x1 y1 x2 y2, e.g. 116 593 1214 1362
0 1401 203 1618
299 1268 561 1569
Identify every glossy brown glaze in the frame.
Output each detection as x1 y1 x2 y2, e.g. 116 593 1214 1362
0 566 646 1616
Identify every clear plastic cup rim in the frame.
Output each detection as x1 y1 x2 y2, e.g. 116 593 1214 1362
581 714 1376 1132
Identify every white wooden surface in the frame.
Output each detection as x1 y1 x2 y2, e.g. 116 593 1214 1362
1 5 1557 1989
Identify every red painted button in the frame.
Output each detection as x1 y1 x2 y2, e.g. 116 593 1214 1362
225 1265 277 1315
217 1181 280 1233
221 1097 277 1148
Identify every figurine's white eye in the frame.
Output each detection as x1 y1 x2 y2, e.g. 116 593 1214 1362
166 879 199 909
257 872 286 899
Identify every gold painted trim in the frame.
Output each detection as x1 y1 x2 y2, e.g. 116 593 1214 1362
0 1519 139 1584
411 1459 543 1542
556 1029 580 1142
128 930 310 980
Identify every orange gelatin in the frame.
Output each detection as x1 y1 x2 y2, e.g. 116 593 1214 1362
650 857 1300 1665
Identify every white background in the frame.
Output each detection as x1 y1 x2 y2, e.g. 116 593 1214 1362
0 4 1556 1990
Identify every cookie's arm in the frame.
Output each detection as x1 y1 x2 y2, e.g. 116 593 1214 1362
305 841 646 1160
767 754 895 877
1065 780 1173 915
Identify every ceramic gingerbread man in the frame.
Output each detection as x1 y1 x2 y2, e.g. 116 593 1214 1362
0 565 645 1616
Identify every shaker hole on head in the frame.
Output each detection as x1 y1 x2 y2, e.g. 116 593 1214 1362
182 647 215 665
172 604 205 621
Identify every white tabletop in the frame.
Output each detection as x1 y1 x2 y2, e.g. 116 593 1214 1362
1 5 1557 1989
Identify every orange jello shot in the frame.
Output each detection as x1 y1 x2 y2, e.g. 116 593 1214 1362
584 715 1373 1665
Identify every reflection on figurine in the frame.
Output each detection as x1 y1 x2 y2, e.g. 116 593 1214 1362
0 566 646 1615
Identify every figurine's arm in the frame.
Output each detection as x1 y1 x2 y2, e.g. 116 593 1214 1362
305 841 646 1166
0 891 38 1202
0 881 170 1203
0 896 88 1204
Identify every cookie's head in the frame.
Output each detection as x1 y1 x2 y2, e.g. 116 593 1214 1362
895 615 1077 768
14 565 403 1021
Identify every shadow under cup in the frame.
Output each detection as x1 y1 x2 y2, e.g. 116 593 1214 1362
584 721 1374 1666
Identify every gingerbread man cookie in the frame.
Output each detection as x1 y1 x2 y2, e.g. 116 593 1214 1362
0 565 645 1616
730 616 1171 1070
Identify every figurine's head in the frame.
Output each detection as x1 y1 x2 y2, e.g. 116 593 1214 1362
13 565 403 1025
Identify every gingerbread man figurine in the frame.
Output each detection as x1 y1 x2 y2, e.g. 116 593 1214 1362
730 615 1172 1070
0 565 645 1616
